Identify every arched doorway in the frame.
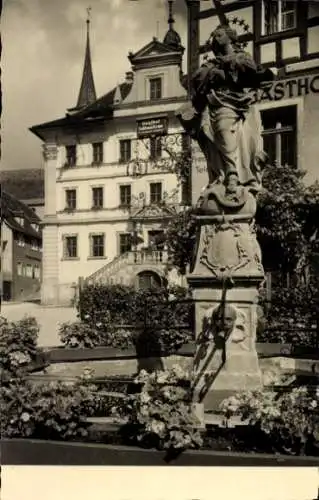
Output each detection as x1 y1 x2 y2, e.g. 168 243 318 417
136 270 162 290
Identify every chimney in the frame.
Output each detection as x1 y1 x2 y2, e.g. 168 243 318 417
125 71 134 84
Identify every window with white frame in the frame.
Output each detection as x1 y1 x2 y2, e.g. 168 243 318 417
262 1 297 36
119 139 132 162
119 233 132 255
63 235 78 259
149 77 162 100
25 264 33 278
65 189 77 210
89 233 105 258
149 137 162 160
92 142 103 164
33 265 41 280
119 184 131 206
92 187 104 209
17 262 23 276
65 145 77 166
261 105 297 167
150 182 162 204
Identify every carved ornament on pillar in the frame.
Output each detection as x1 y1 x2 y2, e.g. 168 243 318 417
200 223 250 277
193 219 264 279
42 143 58 161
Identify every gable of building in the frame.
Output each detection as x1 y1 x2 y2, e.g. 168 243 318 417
1 190 42 240
129 38 184 63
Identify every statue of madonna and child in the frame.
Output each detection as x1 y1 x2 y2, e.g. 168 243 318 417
178 24 275 216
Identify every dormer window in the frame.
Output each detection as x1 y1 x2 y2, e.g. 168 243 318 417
31 240 40 251
262 1 297 36
149 77 162 100
65 145 77 167
17 236 25 247
15 216 24 226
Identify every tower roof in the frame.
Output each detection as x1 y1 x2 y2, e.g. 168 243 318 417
76 10 97 109
163 0 181 49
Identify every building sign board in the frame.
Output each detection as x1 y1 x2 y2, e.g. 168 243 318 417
253 74 319 103
137 117 168 137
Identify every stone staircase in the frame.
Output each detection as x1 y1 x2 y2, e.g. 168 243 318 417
85 250 169 286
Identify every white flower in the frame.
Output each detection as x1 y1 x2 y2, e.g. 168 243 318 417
9 352 30 365
163 390 171 399
171 364 185 378
150 420 165 435
156 371 169 384
21 412 30 422
136 370 149 383
140 405 149 417
140 391 151 404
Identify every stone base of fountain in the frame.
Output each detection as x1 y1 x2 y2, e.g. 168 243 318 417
187 215 264 422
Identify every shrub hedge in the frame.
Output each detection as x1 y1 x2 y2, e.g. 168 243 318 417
258 283 319 346
68 284 194 353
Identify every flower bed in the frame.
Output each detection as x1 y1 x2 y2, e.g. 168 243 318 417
1 317 318 459
0 317 115 441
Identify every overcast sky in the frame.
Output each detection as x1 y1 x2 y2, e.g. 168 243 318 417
2 0 188 171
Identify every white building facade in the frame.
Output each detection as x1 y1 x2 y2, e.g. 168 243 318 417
31 13 189 305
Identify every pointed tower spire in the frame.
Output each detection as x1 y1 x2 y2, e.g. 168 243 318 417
163 0 182 49
168 0 174 30
76 7 97 108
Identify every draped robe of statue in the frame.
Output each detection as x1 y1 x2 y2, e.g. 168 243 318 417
189 51 274 192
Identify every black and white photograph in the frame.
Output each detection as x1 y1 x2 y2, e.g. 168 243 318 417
1 0 319 496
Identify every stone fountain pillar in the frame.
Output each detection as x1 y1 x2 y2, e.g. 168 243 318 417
187 183 264 414
175 21 276 418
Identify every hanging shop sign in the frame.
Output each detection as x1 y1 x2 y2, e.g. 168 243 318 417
253 74 319 103
137 117 168 138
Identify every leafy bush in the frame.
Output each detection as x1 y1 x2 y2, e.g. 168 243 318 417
256 165 319 274
59 320 134 350
0 317 40 380
115 366 203 453
71 284 193 353
165 207 197 275
78 284 134 326
164 164 319 280
0 317 101 441
258 282 319 346
1 378 98 440
220 386 319 455
59 321 103 348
